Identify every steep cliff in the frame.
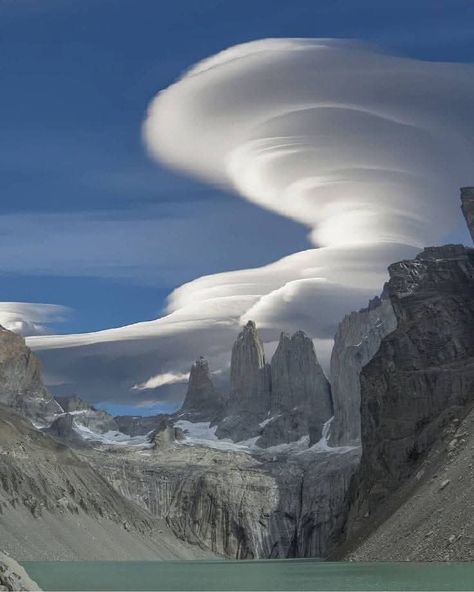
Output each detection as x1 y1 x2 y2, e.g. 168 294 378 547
258 331 332 447
87 442 360 559
343 242 474 549
178 357 224 421
329 297 397 446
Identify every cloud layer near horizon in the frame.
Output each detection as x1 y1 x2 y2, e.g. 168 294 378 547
18 39 474 409
0 302 71 336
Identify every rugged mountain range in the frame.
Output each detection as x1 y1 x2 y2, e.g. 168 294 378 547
0 188 472 562
215 321 333 446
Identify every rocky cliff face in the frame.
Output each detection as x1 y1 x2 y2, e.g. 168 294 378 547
88 442 360 559
329 296 397 446
0 327 61 424
216 321 271 440
258 331 332 447
228 320 271 415
461 186 474 241
344 242 474 543
178 357 224 421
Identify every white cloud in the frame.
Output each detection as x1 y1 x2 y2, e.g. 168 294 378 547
21 39 474 409
132 371 190 391
0 302 71 336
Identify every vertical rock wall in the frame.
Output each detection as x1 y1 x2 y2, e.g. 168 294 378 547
329 297 397 446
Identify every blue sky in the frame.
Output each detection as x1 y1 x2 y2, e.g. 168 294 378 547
1 0 474 336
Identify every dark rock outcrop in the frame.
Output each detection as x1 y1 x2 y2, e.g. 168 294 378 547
178 357 224 421
44 412 88 447
345 242 474 542
115 414 170 436
329 296 397 446
258 331 332 447
0 326 61 424
461 186 474 241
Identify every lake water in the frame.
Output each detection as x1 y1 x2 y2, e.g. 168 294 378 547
22 560 474 591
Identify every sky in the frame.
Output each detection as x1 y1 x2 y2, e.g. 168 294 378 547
1 0 473 415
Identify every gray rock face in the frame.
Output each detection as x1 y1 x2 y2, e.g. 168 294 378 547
461 186 474 241
258 331 332 447
345 243 474 540
216 321 271 440
179 357 223 421
89 443 360 559
229 320 271 415
329 296 397 446
0 327 61 424
55 394 118 434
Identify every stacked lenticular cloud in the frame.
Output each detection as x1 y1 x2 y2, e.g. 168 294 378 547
25 39 474 406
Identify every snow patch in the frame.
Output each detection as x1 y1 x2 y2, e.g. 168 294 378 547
174 420 256 453
173 417 358 456
73 422 153 449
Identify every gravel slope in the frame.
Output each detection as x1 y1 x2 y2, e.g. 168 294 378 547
0 405 215 561
347 406 474 561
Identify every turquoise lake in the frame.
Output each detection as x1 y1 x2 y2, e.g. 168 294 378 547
22 560 474 591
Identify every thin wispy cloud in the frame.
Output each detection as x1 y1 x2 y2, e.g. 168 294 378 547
132 371 190 391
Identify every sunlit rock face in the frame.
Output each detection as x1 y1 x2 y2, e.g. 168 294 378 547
179 357 224 422
0 326 61 423
329 297 397 446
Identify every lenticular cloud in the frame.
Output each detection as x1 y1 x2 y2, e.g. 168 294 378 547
144 38 474 250
27 39 474 407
